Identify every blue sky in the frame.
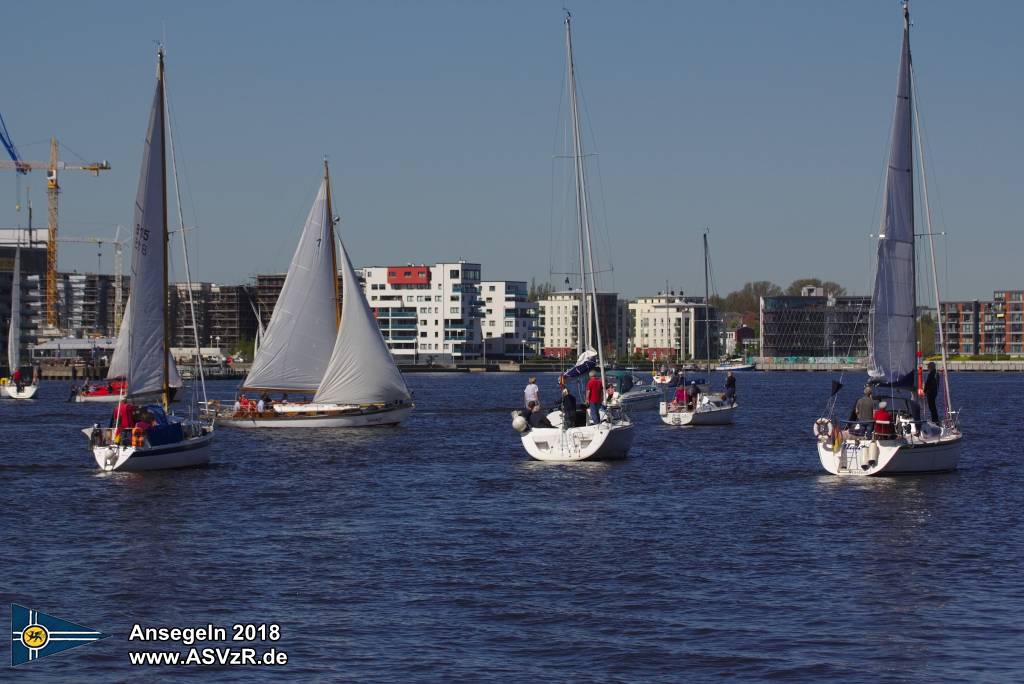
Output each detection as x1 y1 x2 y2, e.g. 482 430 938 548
1 1 1020 300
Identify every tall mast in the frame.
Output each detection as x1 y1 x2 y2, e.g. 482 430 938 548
566 12 589 353
703 230 711 374
157 47 170 410
324 158 340 326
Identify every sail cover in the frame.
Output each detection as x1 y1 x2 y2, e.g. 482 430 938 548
313 239 411 405
109 296 182 387
7 247 20 372
562 349 598 379
242 179 338 392
869 14 916 387
126 74 168 400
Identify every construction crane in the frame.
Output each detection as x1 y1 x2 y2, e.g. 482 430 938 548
56 229 127 328
0 137 111 328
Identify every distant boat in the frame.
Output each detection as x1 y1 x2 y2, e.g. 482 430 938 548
4 245 37 399
715 360 756 372
512 13 634 462
605 370 663 410
215 160 413 428
661 232 736 426
814 3 962 476
83 47 214 472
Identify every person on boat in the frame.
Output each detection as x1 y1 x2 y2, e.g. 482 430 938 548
924 361 940 423
32 362 41 384
585 370 603 425
113 402 135 442
524 377 540 408
670 385 687 410
522 401 552 429
256 396 266 414
686 381 700 410
12 368 23 392
724 371 736 405
854 386 876 435
873 400 894 438
559 387 578 429
281 393 289 404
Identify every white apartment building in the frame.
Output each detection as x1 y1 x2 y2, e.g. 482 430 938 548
361 261 483 363
628 293 720 361
479 281 540 359
538 291 620 359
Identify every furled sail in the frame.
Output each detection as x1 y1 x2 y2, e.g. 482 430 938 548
869 11 916 387
7 247 20 372
126 70 169 400
242 179 339 392
313 239 411 406
108 296 182 387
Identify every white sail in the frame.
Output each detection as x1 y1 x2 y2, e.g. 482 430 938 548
126 69 169 400
242 179 338 392
314 239 411 406
108 296 181 388
869 12 917 386
7 247 20 373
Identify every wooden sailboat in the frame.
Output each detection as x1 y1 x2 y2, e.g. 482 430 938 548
660 232 736 426
512 12 634 462
814 2 962 475
213 161 413 428
82 47 214 471
5 244 38 399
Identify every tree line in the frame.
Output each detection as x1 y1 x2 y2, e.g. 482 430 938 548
710 278 847 314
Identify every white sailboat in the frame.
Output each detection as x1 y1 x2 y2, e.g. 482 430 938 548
815 3 962 476
83 47 214 471
513 13 634 462
5 245 37 399
215 161 413 428
660 232 736 426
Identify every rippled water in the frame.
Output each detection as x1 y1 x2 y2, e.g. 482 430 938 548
2 371 1022 682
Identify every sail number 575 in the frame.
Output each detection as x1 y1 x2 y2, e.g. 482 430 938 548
135 224 151 255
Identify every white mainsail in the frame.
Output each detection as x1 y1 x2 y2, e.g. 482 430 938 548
242 179 338 392
108 295 182 388
869 11 917 386
314 240 411 406
126 69 169 401
7 246 20 373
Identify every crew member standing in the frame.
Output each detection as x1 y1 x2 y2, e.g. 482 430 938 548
585 370 603 425
524 376 540 409
923 361 940 423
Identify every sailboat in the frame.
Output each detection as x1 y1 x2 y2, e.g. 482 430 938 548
74 295 183 403
82 47 214 471
660 232 736 426
814 3 962 475
512 12 634 462
5 244 38 399
214 161 413 428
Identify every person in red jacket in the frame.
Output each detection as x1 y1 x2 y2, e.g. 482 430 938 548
873 400 894 438
585 370 603 425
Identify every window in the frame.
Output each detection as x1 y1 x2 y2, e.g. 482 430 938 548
450 269 459 279
371 295 378 301
489 285 496 291
450 307 460 314
420 320 427 325
420 331 427 337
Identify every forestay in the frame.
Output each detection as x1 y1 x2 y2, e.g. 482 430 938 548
314 240 411 406
7 247 20 371
126 75 168 400
869 14 917 387
242 180 339 392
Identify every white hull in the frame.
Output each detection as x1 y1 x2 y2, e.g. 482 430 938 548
817 431 961 476
618 387 664 410
659 401 737 426
520 420 634 462
715 363 756 372
219 405 411 429
86 430 214 472
4 384 38 399
74 393 123 404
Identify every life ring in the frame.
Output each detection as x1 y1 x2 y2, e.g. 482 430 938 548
814 418 835 444
131 426 145 448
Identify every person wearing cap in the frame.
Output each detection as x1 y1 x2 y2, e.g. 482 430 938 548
855 386 876 434
524 376 540 409
923 361 940 423
686 381 700 410
873 400 894 438
585 369 603 425
559 386 578 428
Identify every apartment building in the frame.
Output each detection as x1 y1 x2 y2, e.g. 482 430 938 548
628 293 720 361
940 290 1024 355
537 291 620 359
479 280 540 359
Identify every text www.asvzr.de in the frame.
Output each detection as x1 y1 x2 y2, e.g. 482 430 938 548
129 647 288 666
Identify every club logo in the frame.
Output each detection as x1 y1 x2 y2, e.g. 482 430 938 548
11 604 108 666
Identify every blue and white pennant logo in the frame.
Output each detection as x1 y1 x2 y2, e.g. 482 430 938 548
11 604 108 666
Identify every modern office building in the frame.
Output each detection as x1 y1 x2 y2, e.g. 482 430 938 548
361 261 483 363
627 293 720 361
0 229 46 372
759 286 870 359
479 280 540 359
537 291 620 359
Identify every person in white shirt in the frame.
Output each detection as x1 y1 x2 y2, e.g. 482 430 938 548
256 398 265 413
524 377 540 408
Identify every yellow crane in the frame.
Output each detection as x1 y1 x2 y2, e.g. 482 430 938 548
0 137 110 328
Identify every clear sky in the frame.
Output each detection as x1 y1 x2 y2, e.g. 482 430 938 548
1 1 1020 300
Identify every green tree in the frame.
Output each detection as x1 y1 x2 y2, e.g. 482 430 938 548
716 281 783 314
785 278 846 297
917 314 936 357
528 279 555 302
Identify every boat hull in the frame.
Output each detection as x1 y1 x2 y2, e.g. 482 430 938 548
520 421 634 462
715 363 756 372
817 432 961 476
219 405 412 429
87 430 214 472
618 388 663 410
659 401 737 426
4 384 38 399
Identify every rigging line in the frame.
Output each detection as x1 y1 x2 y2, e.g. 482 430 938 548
548 59 569 288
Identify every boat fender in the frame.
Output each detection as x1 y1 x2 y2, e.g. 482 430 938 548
814 418 834 443
867 440 880 465
89 424 103 447
658 401 668 416
511 414 529 433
